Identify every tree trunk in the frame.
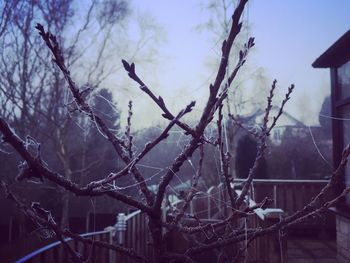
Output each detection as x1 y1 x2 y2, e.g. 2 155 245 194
56 134 73 229
60 167 72 228
60 190 70 228
149 217 163 263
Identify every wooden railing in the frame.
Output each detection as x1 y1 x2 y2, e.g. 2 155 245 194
15 210 152 263
15 230 112 263
116 210 152 263
16 179 330 262
170 186 286 263
245 198 286 263
233 179 330 215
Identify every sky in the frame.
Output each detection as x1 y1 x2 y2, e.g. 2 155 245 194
118 0 350 129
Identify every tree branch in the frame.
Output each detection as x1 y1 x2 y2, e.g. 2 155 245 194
0 117 154 215
35 23 154 206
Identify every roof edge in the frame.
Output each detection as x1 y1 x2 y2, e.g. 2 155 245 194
313 29 350 68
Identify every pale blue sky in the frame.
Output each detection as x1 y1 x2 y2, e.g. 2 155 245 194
124 0 350 128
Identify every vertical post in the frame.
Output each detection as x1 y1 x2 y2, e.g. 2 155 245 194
259 209 286 263
189 200 194 215
86 212 90 232
273 185 277 208
116 213 126 245
218 183 222 214
161 198 167 235
207 186 214 220
109 231 114 263
114 213 126 263
207 194 211 219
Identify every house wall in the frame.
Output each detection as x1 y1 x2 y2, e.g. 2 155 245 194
336 215 350 262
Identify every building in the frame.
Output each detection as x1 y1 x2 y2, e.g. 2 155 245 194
234 106 309 145
253 106 308 145
313 29 350 262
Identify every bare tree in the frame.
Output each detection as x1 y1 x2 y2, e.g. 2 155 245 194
0 0 157 228
0 0 349 262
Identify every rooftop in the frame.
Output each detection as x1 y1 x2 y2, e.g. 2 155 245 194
313 30 350 68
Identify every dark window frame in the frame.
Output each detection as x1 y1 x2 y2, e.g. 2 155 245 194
332 63 350 206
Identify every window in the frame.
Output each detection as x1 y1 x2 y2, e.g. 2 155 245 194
338 61 350 99
336 60 350 204
273 129 281 142
342 105 350 203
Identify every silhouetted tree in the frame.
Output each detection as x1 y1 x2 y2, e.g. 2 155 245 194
267 127 331 179
235 134 267 179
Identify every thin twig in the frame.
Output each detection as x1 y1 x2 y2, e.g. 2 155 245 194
235 81 293 208
172 144 205 224
125 100 134 159
217 103 236 211
121 59 196 136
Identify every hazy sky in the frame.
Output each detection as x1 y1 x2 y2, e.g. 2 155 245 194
120 0 350 129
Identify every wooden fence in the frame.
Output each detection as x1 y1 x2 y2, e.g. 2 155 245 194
15 179 331 262
116 210 152 263
234 179 335 236
233 179 330 214
170 183 286 263
15 210 154 263
15 230 112 263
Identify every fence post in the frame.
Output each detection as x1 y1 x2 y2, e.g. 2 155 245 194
261 209 286 263
110 213 126 263
116 213 126 245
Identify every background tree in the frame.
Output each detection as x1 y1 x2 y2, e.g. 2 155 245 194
0 0 161 228
266 127 331 180
235 134 267 179
263 95 332 180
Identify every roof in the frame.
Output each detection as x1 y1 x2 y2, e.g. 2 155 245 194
238 106 306 128
312 30 350 68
